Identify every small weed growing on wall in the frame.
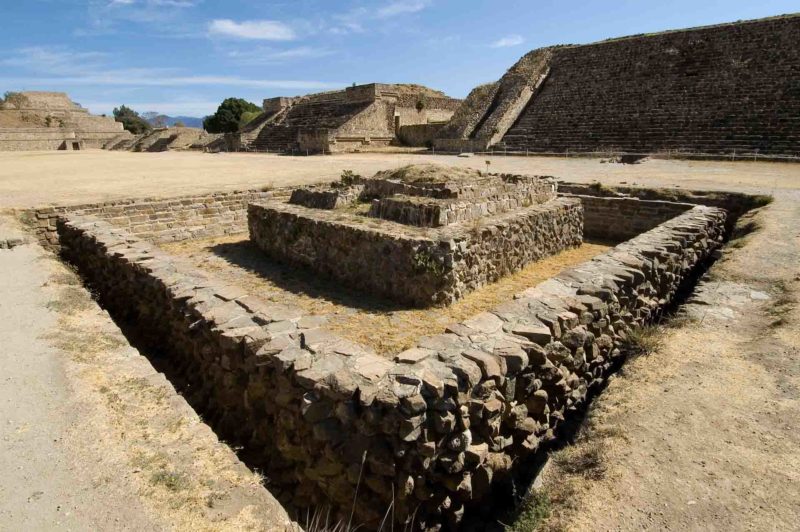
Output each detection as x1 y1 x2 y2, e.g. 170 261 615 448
340 170 362 186
412 249 444 276
588 181 614 195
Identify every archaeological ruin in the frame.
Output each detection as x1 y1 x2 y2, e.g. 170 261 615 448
435 14 800 157
233 83 460 153
26 160 769 530
249 166 580 306
2 9 797 532
0 92 131 151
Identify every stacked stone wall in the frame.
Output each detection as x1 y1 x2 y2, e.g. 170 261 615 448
29 189 282 249
565 195 693 242
289 185 364 209
0 91 126 151
557 181 768 232
56 203 726 529
248 198 582 307
368 190 554 228
362 174 556 201
0 128 78 151
500 15 800 155
242 83 460 153
397 123 445 147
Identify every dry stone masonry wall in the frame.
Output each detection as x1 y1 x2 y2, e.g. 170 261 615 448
0 91 130 151
251 170 574 307
289 185 364 210
239 83 461 154
56 201 726 530
30 189 282 249
248 197 583 307
565 194 693 242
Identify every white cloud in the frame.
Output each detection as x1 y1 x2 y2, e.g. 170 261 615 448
1 47 108 75
376 0 430 19
84 0 201 35
490 34 524 48
331 0 431 34
208 19 296 41
107 0 199 7
226 46 334 65
1 45 340 93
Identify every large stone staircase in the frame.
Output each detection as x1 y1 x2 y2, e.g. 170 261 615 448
240 94 374 153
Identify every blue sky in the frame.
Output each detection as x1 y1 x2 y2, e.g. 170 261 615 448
1 1 797 117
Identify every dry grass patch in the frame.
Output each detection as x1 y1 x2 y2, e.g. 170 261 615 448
39 259 295 531
162 235 611 356
621 324 664 359
768 280 796 329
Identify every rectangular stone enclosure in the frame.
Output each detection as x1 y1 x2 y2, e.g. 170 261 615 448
248 171 582 307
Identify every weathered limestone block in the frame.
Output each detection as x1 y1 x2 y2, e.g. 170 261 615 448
289 185 363 209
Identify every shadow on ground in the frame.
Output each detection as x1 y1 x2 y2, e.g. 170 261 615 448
207 239 417 312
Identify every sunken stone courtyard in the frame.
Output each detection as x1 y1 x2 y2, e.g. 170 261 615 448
47 162 736 529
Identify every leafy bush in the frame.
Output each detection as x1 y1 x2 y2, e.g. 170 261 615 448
203 98 261 133
113 105 152 134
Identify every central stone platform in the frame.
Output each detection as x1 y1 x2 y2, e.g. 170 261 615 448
248 165 583 307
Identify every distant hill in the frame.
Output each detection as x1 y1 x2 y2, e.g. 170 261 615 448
141 112 204 129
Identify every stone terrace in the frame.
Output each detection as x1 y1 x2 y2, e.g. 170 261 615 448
248 166 581 306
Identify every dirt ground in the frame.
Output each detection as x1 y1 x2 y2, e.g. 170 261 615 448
0 216 297 530
161 236 610 356
0 150 798 531
1 150 798 209
520 188 800 531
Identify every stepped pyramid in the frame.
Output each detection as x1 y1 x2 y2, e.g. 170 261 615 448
435 14 800 157
0 92 131 151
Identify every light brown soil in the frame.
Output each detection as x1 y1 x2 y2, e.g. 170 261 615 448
525 190 800 531
373 163 484 184
0 215 297 531
161 236 611 356
2 150 799 210
0 111 47 128
1 151 798 530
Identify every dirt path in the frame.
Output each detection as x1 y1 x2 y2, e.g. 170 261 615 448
0 220 159 530
528 192 800 531
0 215 297 531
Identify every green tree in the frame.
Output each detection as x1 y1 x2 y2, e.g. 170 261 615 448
113 105 152 134
238 110 260 128
3 91 29 109
203 98 261 133
173 120 186 128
